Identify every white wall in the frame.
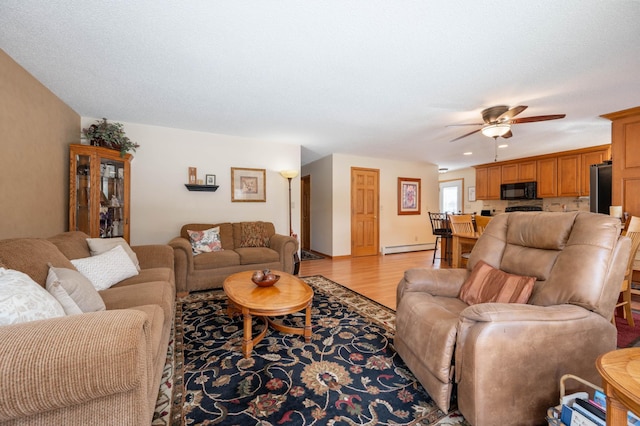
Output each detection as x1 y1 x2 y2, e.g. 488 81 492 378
301 156 333 256
303 153 439 257
81 117 300 245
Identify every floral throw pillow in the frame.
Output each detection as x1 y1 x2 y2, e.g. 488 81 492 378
187 227 223 255
240 222 270 248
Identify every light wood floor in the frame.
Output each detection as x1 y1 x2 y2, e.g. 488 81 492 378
299 250 446 310
299 250 640 312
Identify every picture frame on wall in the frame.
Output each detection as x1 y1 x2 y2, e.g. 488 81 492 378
231 167 266 202
398 177 421 215
205 174 216 186
468 186 476 202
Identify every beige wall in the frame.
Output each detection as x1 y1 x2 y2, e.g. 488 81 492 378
0 49 79 239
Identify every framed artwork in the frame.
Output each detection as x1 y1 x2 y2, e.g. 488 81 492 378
188 167 197 184
231 167 266 202
205 174 216 186
468 186 476 202
398 177 421 215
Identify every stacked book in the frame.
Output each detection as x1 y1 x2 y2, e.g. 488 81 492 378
547 390 640 426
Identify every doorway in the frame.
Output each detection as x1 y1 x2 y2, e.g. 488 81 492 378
301 175 311 251
439 178 464 213
350 167 380 257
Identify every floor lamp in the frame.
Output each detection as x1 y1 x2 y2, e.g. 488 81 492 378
280 170 299 237
280 170 300 275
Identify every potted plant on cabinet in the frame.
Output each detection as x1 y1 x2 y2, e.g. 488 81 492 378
82 118 140 157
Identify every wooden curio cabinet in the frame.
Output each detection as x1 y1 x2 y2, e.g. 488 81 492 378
69 144 132 242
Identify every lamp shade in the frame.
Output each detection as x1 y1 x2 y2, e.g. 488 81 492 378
280 170 299 179
481 123 511 138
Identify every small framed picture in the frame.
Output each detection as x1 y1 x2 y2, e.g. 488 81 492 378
231 167 266 202
468 186 476 202
205 174 216 186
398 177 421 215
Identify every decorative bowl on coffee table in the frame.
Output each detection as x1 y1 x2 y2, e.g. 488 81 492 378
252 274 280 287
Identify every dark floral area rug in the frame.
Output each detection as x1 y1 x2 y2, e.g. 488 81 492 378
161 275 468 425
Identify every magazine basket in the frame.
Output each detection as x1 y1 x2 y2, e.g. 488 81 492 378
546 374 603 426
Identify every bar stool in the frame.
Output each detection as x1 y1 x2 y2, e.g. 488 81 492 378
429 212 452 264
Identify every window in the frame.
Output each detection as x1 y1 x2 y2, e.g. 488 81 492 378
439 179 463 213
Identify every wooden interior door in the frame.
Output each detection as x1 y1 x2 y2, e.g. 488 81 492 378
301 175 311 251
351 167 379 257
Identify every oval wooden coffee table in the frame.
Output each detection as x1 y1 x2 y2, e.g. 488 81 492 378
223 270 314 358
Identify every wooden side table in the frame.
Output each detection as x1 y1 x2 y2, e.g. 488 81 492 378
596 348 640 425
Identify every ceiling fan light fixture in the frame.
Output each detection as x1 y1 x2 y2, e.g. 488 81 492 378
481 123 511 138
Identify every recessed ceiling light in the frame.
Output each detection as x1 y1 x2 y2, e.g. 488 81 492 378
463 152 472 155
498 144 509 148
438 167 448 173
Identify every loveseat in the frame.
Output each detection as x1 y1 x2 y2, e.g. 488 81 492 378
395 212 630 426
169 221 298 294
0 231 175 426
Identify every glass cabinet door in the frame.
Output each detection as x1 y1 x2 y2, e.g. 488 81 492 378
74 153 92 235
99 159 126 238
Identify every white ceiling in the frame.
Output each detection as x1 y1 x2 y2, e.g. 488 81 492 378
2 1 639 169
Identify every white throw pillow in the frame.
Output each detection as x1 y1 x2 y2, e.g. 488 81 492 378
71 245 139 291
86 237 141 271
46 264 106 314
0 267 65 325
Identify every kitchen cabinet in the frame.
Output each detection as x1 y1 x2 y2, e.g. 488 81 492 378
69 144 132 242
475 165 501 200
474 144 611 200
602 106 640 218
502 160 536 184
557 154 581 197
536 158 558 198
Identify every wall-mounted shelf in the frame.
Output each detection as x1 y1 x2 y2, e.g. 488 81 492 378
185 184 219 192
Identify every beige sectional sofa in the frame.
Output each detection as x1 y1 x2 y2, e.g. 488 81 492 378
169 221 298 294
0 231 175 426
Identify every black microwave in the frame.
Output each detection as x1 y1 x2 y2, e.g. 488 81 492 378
500 181 537 200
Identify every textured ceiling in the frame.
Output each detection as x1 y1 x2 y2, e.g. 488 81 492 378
2 1 639 169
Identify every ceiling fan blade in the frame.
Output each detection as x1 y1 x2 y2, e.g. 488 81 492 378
502 130 513 139
497 105 527 122
450 128 482 142
510 114 566 124
446 123 484 127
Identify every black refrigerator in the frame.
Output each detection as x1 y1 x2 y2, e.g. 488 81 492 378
590 162 612 214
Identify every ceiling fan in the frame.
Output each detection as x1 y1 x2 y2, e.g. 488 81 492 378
448 105 566 142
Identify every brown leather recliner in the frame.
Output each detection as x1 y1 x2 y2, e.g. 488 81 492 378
395 211 630 426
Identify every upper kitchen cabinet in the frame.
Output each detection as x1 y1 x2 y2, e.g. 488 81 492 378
557 154 581 197
602 106 640 218
475 165 501 200
536 157 558 198
474 144 610 200
501 160 536 184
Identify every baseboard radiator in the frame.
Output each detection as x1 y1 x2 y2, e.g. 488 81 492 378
381 243 435 255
